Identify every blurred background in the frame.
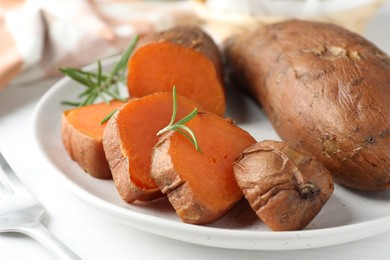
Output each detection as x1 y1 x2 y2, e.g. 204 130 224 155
0 0 387 90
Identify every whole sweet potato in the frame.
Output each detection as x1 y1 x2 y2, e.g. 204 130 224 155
224 20 390 191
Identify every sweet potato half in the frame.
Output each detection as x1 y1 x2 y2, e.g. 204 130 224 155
103 92 202 203
61 100 125 179
127 26 226 116
151 112 256 224
224 19 390 191
234 140 334 231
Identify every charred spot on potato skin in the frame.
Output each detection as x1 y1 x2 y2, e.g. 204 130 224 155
351 77 363 86
375 51 390 65
351 147 363 159
300 183 320 199
379 128 389 138
280 213 289 223
226 117 235 124
322 139 339 156
295 64 335 84
366 136 375 144
275 52 282 63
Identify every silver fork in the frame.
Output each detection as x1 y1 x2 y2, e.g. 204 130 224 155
0 152 81 259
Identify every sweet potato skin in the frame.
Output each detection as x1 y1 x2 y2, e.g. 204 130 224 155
224 20 390 191
234 140 334 231
61 100 126 179
136 26 222 70
62 113 112 179
103 108 162 203
151 132 217 224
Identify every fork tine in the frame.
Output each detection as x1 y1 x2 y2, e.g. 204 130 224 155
0 178 11 194
0 152 24 192
0 180 10 195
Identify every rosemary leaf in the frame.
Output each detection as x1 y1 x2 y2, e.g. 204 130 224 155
113 83 120 96
64 67 110 81
97 59 102 86
168 85 178 126
175 125 202 153
103 88 126 101
80 93 98 106
59 68 92 87
78 88 94 98
174 128 193 143
61 100 80 107
175 108 198 125
60 67 88 77
100 109 118 125
108 35 139 83
86 74 95 88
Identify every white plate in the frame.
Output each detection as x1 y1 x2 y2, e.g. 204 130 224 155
32 57 390 250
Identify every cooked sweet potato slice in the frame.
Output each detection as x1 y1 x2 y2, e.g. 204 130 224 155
103 92 202 203
62 100 125 179
127 26 226 116
151 112 256 224
234 140 334 231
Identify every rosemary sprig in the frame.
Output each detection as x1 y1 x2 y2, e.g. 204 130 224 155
59 35 139 107
157 86 202 153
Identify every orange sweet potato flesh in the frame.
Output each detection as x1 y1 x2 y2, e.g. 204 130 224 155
103 92 203 203
151 112 256 224
61 100 125 179
127 26 226 116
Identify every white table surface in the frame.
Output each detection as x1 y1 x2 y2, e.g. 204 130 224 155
1 2 390 259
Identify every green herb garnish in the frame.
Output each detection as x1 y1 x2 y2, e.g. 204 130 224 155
157 86 202 153
60 35 139 107
100 109 119 125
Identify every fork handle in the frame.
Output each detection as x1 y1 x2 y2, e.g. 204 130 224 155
19 221 82 260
